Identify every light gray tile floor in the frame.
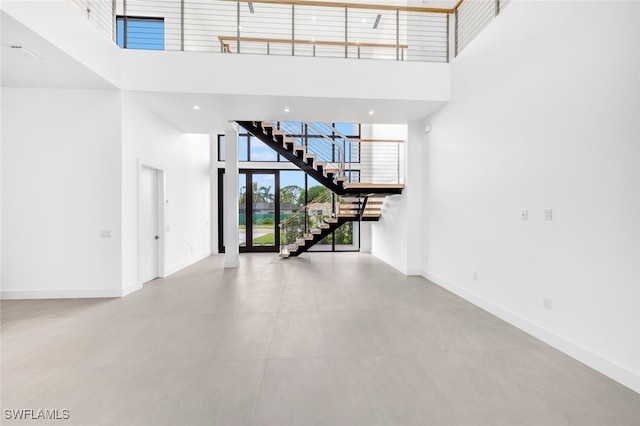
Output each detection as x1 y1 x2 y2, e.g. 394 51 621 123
2 252 639 425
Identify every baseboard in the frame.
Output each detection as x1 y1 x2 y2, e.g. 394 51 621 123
121 282 143 297
0 288 123 300
424 271 640 395
165 252 210 277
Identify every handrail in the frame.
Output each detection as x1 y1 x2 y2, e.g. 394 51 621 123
223 0 456 14
218 36 408 50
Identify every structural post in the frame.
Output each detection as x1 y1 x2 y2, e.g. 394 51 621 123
224 123 240 268
181 0 185 51
210 134 218 254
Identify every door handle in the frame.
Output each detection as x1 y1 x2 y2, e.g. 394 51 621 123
155 235 159 240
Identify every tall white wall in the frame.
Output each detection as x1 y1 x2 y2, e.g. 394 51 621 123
368 122 424 275
424 1 640 392
1 88 122 298
121 93 211 292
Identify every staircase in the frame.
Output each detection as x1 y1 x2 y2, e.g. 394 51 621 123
235 120 404 257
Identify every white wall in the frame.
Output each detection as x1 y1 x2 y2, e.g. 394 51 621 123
121 93 211 292
368 122 425 275
1 88 122 298
424 1 640 392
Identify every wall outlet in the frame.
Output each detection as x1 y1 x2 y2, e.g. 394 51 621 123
521 209 528 221
472 272 478 281
543 297 552 310
100 230 111 238
544 209 553 220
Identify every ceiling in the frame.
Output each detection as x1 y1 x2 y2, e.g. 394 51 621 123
1 9 446 133
0 11 116 90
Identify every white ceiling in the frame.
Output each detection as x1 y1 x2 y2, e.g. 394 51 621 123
0 11 116 90
1 9 447 132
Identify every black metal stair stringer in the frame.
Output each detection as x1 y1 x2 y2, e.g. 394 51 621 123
236 121 345 195
288 217 350 257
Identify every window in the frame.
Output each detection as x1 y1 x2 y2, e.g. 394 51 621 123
117 16 164 50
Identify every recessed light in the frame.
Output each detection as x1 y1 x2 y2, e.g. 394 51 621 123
362 19 366 23
284 108 290 113
368 110 374 115
311 16 316 21
193 105 200 110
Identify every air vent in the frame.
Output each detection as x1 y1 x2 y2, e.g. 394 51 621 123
7 45 41 59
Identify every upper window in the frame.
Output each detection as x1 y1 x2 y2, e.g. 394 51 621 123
117 16 165 50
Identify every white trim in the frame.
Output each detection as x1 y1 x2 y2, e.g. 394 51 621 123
165 252 210 277
424 271 640 395
121 282 143 297
1 288 123 300
137 161 167 284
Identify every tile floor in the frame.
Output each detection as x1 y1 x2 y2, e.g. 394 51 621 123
1 253 639 425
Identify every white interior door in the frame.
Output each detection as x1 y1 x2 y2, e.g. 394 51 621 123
139 166 159 284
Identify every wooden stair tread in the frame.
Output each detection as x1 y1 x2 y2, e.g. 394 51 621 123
261 122 273 128
343 183 405 189
336 176 349 182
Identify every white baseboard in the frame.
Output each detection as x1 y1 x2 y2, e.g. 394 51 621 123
0 288 122 300
164 252 210 277
121 282 143 297
424 271 640 395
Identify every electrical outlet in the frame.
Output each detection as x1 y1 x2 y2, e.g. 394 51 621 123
100 230 111 238
544 209 553 220
521 210 528 221
472 272 478 281
543 297 552 310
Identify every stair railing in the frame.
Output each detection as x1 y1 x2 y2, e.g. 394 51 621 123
279 187 338 254
277 121 346 181
305 122 346 180
327 123 403 184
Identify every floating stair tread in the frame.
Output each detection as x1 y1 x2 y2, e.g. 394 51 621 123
336 176 349 182
316 162 327 167
325 168 339 173
279 252 290 258
293 146 306 152
319 223 330 229
272 129 284 136
343 183 405 189
311 229 322 234
261 122 273 128
287 244 299 252
337 213 358 218
326 218 338 224
303 235 314 241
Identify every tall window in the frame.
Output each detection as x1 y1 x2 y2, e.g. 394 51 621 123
116 16 165 50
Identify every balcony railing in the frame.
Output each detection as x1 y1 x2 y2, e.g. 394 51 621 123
70 0 511 63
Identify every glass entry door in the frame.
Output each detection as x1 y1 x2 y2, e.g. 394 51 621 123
242 171 278 251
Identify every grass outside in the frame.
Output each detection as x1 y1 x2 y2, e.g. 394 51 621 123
252 232 275 246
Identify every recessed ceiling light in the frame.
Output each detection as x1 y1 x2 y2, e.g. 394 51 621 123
311 16 316 21
362 18 366 23
284 108 290 113
368 110 375 115
193 105 200 110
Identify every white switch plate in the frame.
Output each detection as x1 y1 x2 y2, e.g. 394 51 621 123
521 210 528 221
101 230 111 238
472 272 478 281
544 209 553 220
543 297 552 310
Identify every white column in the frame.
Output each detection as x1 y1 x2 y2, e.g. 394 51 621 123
405 120 424 275
224 123 239 268
210 134 218 254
